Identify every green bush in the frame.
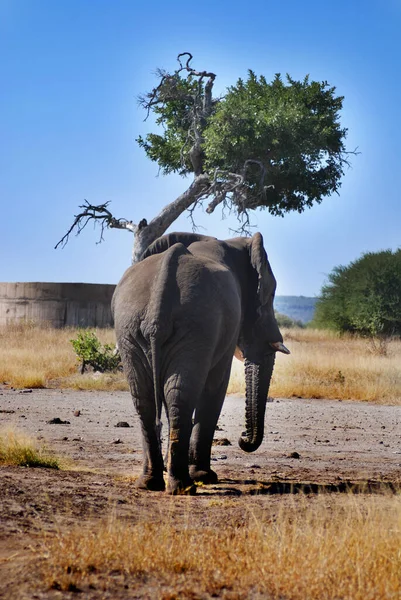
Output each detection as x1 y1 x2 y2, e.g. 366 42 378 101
275 312 305 329
314 249 401 337
71 331 121 373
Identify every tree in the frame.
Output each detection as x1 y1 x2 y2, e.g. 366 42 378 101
275 312 305 329
56 52 354 262
313 250 401 337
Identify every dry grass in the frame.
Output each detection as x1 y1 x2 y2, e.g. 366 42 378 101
60 372 129 391
41 494 401 598
0 428 60 469
2 322 401 403
0 321 127 390
228 328 401 404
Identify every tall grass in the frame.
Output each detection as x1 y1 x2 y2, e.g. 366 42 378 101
0 321 126 390
41 495 401 598
228 328 401 404
1 322 401 403
0 429 60 468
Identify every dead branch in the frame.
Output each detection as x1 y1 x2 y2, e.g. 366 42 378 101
341 146 360 169
204 160 272 216
139 70 194 121
139 54 217 174
176 52 216 83
55 200 137 249
176 53 216 174
55 156 272 252
229 211 254 236
204 170 242 214
187 198 206 232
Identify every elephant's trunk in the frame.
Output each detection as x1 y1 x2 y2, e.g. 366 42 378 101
238 355 275 453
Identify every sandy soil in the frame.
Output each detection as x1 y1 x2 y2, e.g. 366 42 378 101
1 386 400 598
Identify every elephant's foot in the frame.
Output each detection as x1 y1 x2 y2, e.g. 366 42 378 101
189 466 218 484
167 475 197 496
135 473 165 492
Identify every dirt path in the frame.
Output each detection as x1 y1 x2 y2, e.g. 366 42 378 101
1 387 400 598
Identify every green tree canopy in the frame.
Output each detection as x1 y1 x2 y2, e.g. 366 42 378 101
57 53 354 262
137 54 351 221
314 250 401 337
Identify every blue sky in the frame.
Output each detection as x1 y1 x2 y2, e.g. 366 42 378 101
1 0 400 296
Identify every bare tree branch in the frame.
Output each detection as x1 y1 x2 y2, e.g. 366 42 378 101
176 52 216 83
203 160 273 216
176 54 216 175
54 200 137 249
176 53 216 123
139 53 217 175
55 156 273 258
229 213 254 237
204 170 242 214
138 69 192 121
341 146 360 168
187 198 206 232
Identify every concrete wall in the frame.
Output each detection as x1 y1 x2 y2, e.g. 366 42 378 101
0 282 116 328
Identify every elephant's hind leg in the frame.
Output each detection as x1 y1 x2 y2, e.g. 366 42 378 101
166 423 197 495
163 379 200 495
189 358 232 485
133 395 165 492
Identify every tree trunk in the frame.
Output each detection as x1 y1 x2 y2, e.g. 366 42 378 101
131 174 210 263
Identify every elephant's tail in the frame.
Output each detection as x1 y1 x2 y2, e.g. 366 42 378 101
144 243 192 447
150 333 163 437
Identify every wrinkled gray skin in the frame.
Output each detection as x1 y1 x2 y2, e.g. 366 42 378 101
112 232 286 495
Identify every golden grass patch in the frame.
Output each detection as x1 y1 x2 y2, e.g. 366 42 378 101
41 495 401 599
61 372 129 391
2 322 401 403
0 322 127 391
0 429 60 469
228 328 401 404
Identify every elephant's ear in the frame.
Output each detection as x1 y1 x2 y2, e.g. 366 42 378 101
141 232 217 261
249 232 276 306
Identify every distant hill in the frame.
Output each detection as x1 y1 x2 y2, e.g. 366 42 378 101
274 296 317 324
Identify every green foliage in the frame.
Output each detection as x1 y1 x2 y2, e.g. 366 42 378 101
71 331 121 373
138 61 350 216
204 73 347 215
137 75 204 176
314 250 401 337
275 312 305 329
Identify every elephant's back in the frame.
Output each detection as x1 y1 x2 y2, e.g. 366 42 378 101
113 245 241 355
177 253 240 316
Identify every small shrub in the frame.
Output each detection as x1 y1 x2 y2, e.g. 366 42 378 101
334 370 346 385
71 331 121 374
367 336 389 357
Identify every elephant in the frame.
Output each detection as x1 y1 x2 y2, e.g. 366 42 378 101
112 231 289 495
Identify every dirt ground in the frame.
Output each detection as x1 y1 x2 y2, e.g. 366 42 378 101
0 385 400 599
